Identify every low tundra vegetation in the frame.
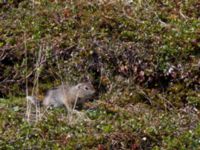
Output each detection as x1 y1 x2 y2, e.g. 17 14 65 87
0 0 199 149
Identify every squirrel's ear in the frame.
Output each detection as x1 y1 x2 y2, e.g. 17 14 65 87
77 84 81 89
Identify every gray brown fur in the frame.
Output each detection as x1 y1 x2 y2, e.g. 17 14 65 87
27 82 95 109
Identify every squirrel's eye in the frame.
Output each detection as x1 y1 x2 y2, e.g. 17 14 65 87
85 87 88 90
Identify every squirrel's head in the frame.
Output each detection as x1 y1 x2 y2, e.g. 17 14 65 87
76 82 95 98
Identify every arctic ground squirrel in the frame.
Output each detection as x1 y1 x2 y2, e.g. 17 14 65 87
27 82 95 110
